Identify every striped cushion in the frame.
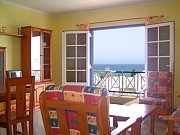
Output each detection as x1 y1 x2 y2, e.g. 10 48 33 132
45 85 108 135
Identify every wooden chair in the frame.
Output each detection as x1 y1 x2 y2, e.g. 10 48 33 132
40 85 141 135
159 95 180 135
0 76 35 135
139 71 173 116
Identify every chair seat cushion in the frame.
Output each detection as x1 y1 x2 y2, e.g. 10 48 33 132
139 97 166 108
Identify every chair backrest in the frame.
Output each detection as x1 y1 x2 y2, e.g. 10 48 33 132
6 76 35 124
40 85 110 135
147 71 173 98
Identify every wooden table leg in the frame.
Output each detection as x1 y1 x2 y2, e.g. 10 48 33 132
150 111 155 133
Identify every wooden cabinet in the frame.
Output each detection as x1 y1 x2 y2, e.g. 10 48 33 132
21 26 52 82
0 47 6 94
34 81 54 107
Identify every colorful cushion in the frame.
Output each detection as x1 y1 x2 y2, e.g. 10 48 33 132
147 71 173 98
45 85 108 135
172 109 180 134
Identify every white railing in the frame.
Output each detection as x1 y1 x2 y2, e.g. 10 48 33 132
93 70 145 94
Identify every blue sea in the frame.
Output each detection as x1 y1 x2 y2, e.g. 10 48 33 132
94 64 145 72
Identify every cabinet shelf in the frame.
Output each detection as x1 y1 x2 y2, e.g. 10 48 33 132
0 32 24 38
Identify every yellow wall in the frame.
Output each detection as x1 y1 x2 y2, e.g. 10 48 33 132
0 2 55 70
56 0 180 107
0 0 180 107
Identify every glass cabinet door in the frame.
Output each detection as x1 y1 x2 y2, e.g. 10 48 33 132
0 47 5 93
31 29 41 82
43 30 51 80
31 28 52 82
146 22 174 72
62 31 90 85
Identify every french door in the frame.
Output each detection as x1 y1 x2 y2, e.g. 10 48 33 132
61 22 174 86
62 31 90 85
146 22 174 72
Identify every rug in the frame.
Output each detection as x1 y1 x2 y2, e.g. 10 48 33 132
110 95 138 105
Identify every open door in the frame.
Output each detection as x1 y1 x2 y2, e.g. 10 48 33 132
146 22 174 72
62 31 91 85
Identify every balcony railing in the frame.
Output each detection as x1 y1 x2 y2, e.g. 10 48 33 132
93 70 145 94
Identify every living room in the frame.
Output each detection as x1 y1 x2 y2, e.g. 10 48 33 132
0 0 180 134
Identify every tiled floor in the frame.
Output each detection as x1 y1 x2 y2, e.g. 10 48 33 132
141 117 167 135
0 107 167 135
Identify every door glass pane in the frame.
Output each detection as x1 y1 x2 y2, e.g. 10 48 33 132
43 32 51 80
148 27 158 41
148 43 158 56
66 46 75 57
44 65 50 79
66 34 76 45
77 71 86 82
77 33 86 45
148 58 158 71
44 49 50 64
0 51 4 91
77 46 86 57
66 59 75 70
77 59 86 70
159 57 170 71
44 32 50 48
159 42 170 56
159 26 170 40
67 71 75 82
31 31 41 81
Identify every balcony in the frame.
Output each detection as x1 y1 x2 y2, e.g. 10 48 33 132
93 70 145 94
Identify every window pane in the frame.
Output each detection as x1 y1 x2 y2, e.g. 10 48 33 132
159 42 170 56
66 71 76 82
66 46 75 57
77 46 86 57
159 58 170 71
66 59 75 70
77 71 86 82
148 43 158 56
77 59 86 70
148 27 158 41
66 34 76 45
148 58 158 71
77 33 86 45
159 26 170 40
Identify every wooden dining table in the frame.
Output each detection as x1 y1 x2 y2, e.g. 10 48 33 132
109 103 157 134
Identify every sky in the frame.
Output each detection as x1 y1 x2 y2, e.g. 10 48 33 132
94 26 145 64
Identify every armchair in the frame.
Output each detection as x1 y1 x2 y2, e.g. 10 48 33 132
139 71 173 116
40 85 141 135
159 95 180 135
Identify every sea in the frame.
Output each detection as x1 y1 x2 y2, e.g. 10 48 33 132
94 64 145 72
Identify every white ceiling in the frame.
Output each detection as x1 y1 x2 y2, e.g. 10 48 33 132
2 0 173 16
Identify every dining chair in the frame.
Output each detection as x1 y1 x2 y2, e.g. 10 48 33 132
139 71 173 116
40 84 141 135
0 76 35 135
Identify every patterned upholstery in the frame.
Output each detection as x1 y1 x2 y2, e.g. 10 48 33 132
139 71 173 115
172 106 180 135
45 85 108 135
